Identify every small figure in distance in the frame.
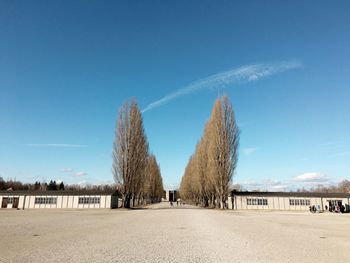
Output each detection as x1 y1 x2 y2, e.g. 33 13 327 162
170 201 173 207
310 205 316 213
176 199 179 206
340 205 345 213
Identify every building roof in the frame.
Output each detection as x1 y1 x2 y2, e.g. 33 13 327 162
0 190 118 196
231 191 350 198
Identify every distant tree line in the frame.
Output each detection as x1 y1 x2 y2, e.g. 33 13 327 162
296 180 350 193
179 96 239 209
230 180 350 193
0 178 63 191
112 99 164 208
0 177 118 192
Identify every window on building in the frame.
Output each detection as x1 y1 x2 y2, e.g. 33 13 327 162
8 197 13 204
247 198 268 206
78 197 100 204
329 200 342 206
35 197 57 204
289 199 310 206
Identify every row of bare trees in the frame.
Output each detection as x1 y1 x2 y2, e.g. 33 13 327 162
112 99 164 208
297 180 350 193
0 177 118 192
179 96 239 209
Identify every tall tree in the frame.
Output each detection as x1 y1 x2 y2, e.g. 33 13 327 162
59 182 65 191
112 99 149 208
0 177 5 190
208 96 239 208
179 96 239 209
144 154 164 203
337 180 350 193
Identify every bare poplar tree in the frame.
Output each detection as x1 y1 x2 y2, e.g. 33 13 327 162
208 96 239 208
196 132 211 206
180 155 195 202
144 154 164 203
112 99 149 208
179 96 239 209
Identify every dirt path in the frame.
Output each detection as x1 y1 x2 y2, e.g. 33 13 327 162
0 203 349 262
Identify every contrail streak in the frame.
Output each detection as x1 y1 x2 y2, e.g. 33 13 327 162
142 60 302 113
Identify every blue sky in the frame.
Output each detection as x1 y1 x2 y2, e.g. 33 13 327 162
1 1 349 190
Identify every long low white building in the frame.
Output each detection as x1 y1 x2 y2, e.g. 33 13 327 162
0 191 120 209
229 191 350 212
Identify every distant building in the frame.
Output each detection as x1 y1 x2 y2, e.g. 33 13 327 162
229 191 350 212
164 190 178 202
0 190 120 209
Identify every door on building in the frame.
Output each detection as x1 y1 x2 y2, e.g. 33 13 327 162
328 200 342 212
12 197 19 209
1 198 8 208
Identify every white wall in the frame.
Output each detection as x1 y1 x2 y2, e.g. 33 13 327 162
0 195 24 209
232 195 350 211
0 194 113 209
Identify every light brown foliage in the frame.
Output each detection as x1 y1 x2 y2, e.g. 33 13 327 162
144 154 164 202
112 99 163 207
180 96 239 208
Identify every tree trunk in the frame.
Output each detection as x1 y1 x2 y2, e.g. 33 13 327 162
124 197 131 208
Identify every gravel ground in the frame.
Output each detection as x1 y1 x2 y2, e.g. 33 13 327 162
0 202 349 263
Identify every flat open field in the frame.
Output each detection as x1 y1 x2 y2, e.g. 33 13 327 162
1 203 349 263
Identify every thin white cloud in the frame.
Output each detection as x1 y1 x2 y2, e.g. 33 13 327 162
328 151 350 158
77 180 88 186
239 179 288 192
88 179 114 185
60 168 87 177
293 172 330 183
142 60 302 113
237 173 341 192
242 147 258 156
164 183 179 191
320 141 339 147
61 168 74 173
25 144 87 148
270 184 289 190
74 171 88 177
